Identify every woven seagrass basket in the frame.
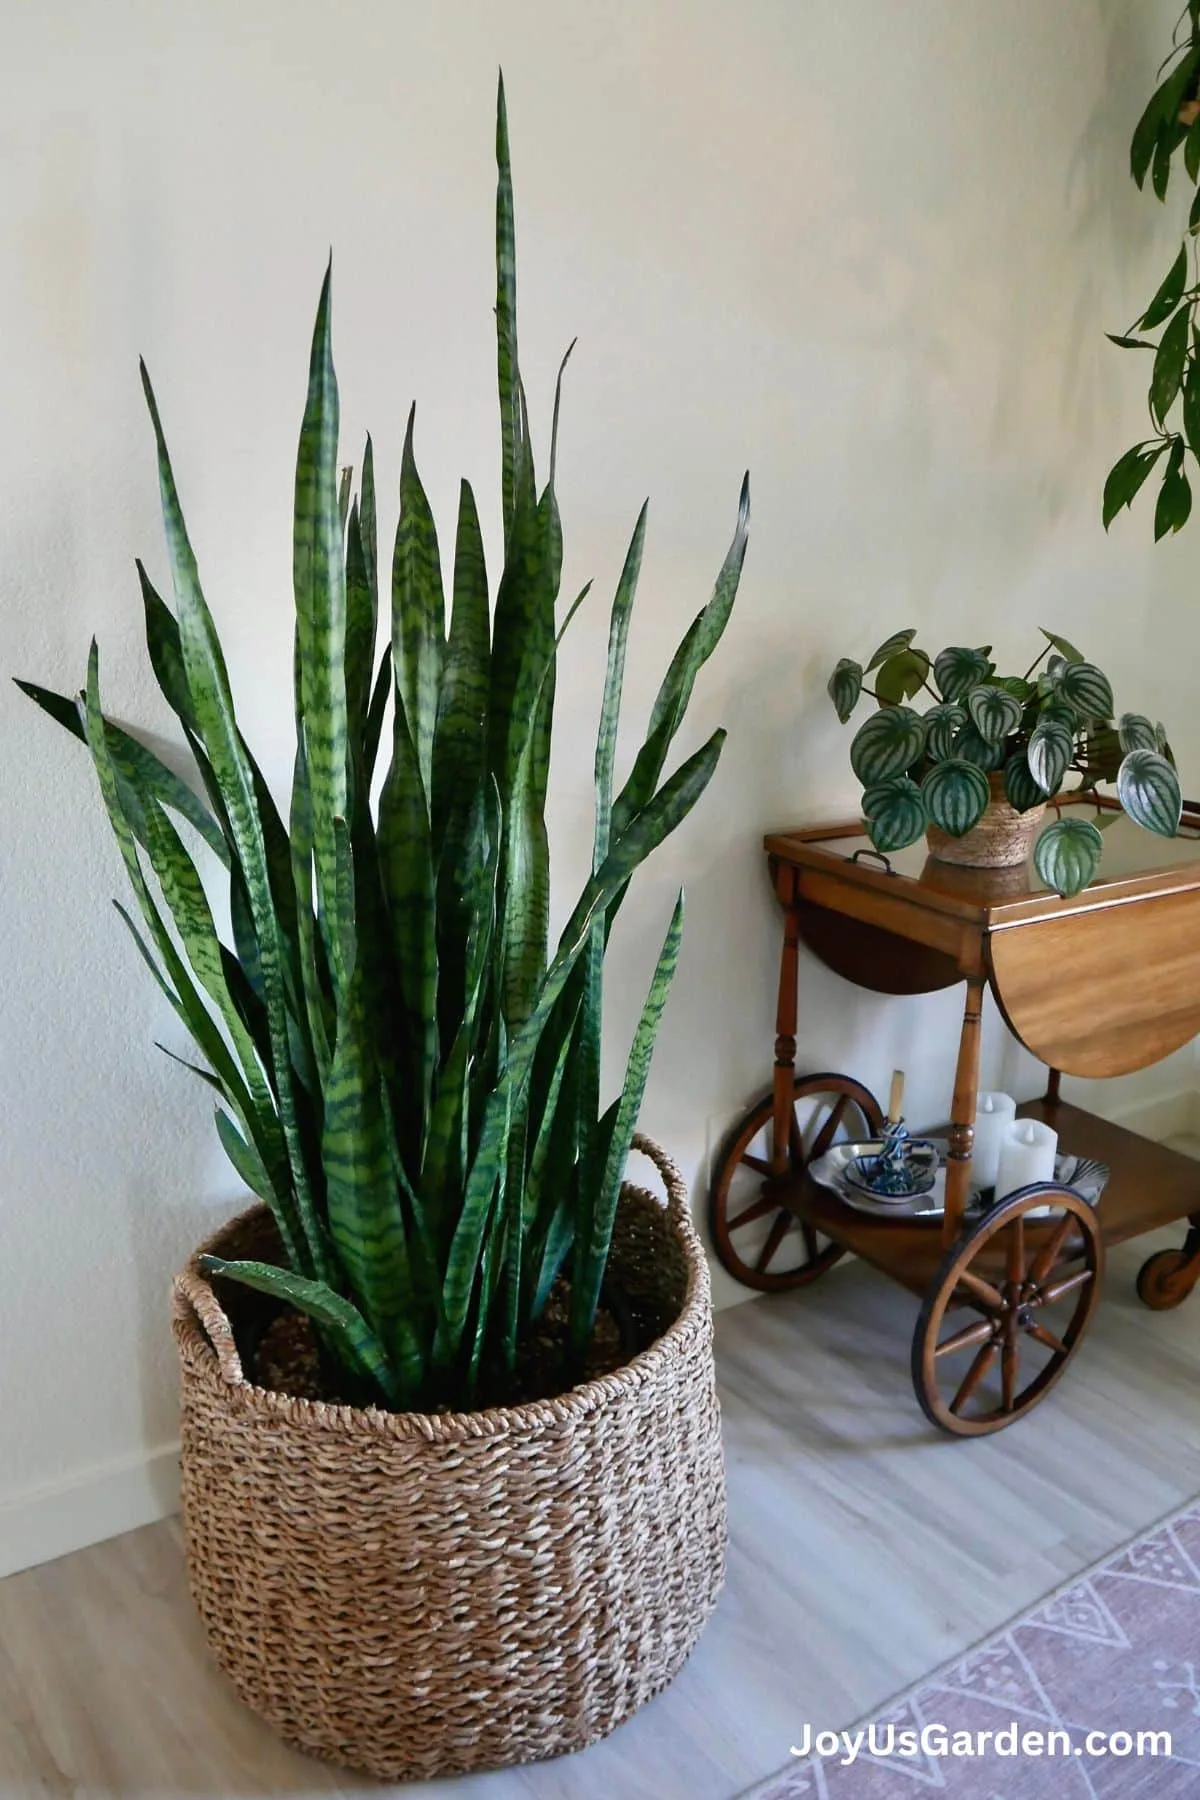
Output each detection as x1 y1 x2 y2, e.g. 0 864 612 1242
172 1134 726 1781
925 771 1045 870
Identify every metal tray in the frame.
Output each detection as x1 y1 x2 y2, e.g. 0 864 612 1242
808 1138 1109 1220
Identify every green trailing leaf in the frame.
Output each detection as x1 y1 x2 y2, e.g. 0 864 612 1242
874 648 930 705
1141 243 1189 330
865 627 916 672
1156 446 1193 538
1117 748 1183 837
1003 751 1044 813
1152 309 1191 425
922 759 990 837
1027 715 1073 795
1034 818 1103 899
198 1254 399 1404
950 722 1005 772
933 645 991 701
849 705 925 785
861 777 926 853
1119 712 1159 754
966 684 1022 746
1103 443 1168 529
826 657 862 723
923 701 966 763
1058 662 1114 722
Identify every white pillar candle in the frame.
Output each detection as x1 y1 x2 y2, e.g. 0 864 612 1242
996 1118 1059 1199
972 1092 1017 1192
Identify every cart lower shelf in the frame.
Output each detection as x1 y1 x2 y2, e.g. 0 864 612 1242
774 1096 1199 1298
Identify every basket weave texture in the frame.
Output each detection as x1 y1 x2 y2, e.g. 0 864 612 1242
172 1135 727 1781
925 771 1046 869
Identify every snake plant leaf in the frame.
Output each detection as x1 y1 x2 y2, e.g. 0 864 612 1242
344 500 377 752
922 759 990 837
1003 751 1045 813
1117 748 1183 837
933 646 992 701
874 649 930 706
495 71 521 553
198 1254 400 1405
949 722 1005 773
137 561 199 731
13 676 85 739
433 479 490 855
156 1042 224 1091
294 262 351 997
1027 715 1074 794
610 474 749 841
1058 662 1114 722
214 1106 275 1194
378 693 438 1133
967 684 1023 746
826 657 862 722
595 504 647 866
570 890 685 1354
860 777 926 853
392 407 446 808
140 360 328 1282
865 628 916 672
360 435 378 611
1034 817 1103 898
849 705 925 785
362 646 392 790
923 701 967 763
1118 712 1159 754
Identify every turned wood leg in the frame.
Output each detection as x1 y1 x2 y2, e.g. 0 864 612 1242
944 975 986 1245
771 903 801 1176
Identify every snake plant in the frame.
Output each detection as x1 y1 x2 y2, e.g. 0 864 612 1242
827 627 1180 897
16 78 750 1412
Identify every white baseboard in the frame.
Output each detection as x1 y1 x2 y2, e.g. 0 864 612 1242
1088 1085 1200 1143
0 1443 180 1581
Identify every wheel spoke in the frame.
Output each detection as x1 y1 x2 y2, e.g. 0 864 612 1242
951 1342 997 1415
1040 1267 1094 1306
1002 1336 1020 1412
1024 1320 1068 1356
726 1192 778 1233
935 1318 995 1359
801 1221 821 1263
1007 1216 1025 1287
808 1093 850 1164
957 1268 1005 1312
754 1210 793 1273
1029 1214 1074 1288
741 1152 772 1176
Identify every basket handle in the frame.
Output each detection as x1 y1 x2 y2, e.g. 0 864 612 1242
172 1268 246 1386
629 1132 689 1225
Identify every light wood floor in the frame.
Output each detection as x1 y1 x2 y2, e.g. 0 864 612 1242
6 1205 1200 1799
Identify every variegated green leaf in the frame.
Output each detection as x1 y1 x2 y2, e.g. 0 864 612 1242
1118 712 1158 753
378 692 438 1135
391 407 446 807
1034 817 1102 898
874 648 930 706
923 701 966 763
922 758 990 837
496 71 522 553
1059 662 1114 722
1027 715 1074 794
861 777 926 852
967 684 1023 746
865 627 916 672
849 705 925 785
827 657 862 722
950 722 1004 772
933 645 991 700
1003 751 1045 812
1117 748 1182 837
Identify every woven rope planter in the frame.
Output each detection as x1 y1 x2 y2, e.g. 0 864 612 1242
172 1134 726 1781
926 771 1045 870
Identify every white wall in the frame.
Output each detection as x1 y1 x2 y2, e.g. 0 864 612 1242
2 0 1196 1569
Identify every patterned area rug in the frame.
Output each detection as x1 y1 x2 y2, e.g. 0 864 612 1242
743 1496 1200 1798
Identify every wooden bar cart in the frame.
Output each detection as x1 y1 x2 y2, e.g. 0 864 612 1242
710 795 1200 1436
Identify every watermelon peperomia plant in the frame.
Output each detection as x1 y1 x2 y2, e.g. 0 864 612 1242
14 78 749 1413
827 627 1180 898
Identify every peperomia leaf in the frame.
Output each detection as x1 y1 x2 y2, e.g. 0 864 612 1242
1058 662 1114 722
1035 818 1102 898
1027 715 1073 794
1118 712 1159 754
861 776 926 853
967 684 1023 746
1040 628 1085 664
1003 751 1045 813
950 722 1005 772
827 657 863 723
923 701 966 763
1117 748 1183 837
874 648 930 706
865 627 916 672
922 758 990 837
933 646 992 701
849 705 926 785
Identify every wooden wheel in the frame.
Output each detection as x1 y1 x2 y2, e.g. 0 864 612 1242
912 1186 1103 1437
1136 1248 1200 1311
709 1073 883 1291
